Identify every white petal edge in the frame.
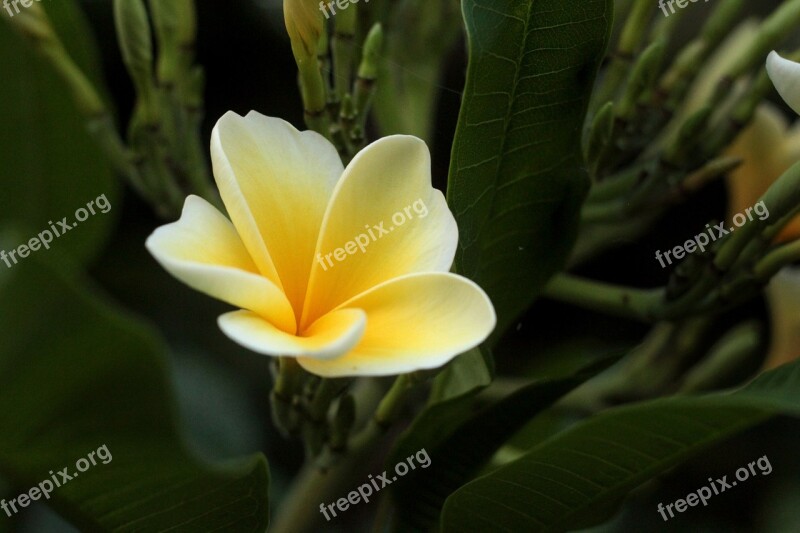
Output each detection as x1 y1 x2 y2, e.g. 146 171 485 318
146 195 296 333
210 117 280 286
218 307 367 360
767 51 800 116
298 272 496 377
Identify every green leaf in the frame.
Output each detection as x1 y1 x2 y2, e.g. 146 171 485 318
377 347 493 529
429 347 494 404
0 0 118 268
447 0 613 336
389 355 619 531
372 0 463 141
0 260 269 531
441 360 800 532
397 348 493 488
391 347 494 482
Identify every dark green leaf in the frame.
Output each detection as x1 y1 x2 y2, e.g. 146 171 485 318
0 0 118 268
441 360 800 532
390 355 619 531
0 260 269 531
429 347 494 404
394 348 493 496
379 347 494 530
447 0 613 336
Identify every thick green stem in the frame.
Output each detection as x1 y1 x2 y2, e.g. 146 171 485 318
272 374 415 533
543 273 664 322
754 239 800 281
298 57 330 137
592 0 654 108
270 358 306 436
332 1 357 100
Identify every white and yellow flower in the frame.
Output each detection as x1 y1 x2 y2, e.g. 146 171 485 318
146 111 495 377
767 51 800 118
753 51 800 371
725 102 800 242
700 48 800 243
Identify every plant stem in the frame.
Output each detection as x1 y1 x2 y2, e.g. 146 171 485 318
543 273 664 322
592 0 653 108
270 358 305 436
754 239 800 281
272 374 415 533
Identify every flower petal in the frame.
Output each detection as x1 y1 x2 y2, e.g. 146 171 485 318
146 195 297 333
767 51 800 116
726 103 800 242
726 104 790 215
302 136 458 327
218 307 366 360
211 111 344 315
298 273 496 377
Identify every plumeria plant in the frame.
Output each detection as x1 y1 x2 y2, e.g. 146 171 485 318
6 0 800 531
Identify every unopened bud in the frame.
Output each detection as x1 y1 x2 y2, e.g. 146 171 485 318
114 0 157 121
284 0 323 63
358 23 384 81
148 0 197 84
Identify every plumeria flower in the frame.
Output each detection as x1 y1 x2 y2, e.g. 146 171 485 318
655 24 800 239
696 48 800 243
767 51 800 117
660 24 800 240
753 51 800 372
725 102 800 242
723 50 800 243
146 111 496 377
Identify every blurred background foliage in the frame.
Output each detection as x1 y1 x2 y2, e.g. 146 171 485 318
1 0 800 531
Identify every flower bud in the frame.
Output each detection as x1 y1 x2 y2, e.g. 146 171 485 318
114 0 158 122
357 23 383 82
284 0 323 63
148 0 197 84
